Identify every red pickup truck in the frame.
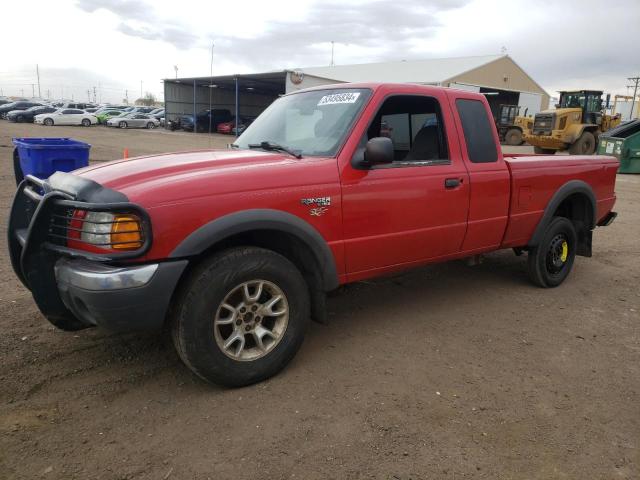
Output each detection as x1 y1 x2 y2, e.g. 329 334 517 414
9 83 618 386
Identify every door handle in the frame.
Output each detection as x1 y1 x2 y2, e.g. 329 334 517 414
444 178 462 189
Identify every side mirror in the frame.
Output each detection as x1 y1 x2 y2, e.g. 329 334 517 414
352 137 394 169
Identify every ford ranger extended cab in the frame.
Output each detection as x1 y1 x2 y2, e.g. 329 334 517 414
8 83 619 387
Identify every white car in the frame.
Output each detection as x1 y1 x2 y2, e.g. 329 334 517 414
106 113 160 129
34 108 98 127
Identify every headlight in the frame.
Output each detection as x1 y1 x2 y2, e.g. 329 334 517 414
69 210 144 251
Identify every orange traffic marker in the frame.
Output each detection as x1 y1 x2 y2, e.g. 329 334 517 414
123 148 129 159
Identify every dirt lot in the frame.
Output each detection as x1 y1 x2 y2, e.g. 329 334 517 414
0 122 638 479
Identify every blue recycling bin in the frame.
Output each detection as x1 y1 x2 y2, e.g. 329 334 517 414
12 137 91 185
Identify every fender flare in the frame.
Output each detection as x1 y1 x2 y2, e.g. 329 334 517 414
528 180 596 247
169 209 339 291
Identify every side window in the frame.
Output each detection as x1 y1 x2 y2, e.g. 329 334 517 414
62 109 73 114
364 95 449 164
455 99 498 163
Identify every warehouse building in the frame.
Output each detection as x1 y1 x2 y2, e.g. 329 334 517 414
163 54 549 131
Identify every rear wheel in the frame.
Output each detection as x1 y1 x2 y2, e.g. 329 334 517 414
527 217 577 288
505 128 523 146
119 121 128 129
146 122 156 129
16 115 25 123
43 118 54 126
533 146 556 154
81 118 91 127
569 131 596 155
171 247 310 387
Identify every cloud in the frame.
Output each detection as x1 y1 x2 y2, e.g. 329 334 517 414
75 0 150 21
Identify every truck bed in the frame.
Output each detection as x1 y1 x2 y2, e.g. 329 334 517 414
501 154 619 248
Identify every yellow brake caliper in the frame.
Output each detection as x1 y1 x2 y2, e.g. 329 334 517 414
560 241 568 262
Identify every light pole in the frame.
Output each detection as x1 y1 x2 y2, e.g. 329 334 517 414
174 65 178 79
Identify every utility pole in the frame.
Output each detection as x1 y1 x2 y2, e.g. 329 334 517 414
627 76 639 120
174 65 178 79
93 86 97 103
125 89 129 104
140 80 143 100
87 89 91 101
46 89 50 99
36 64 41 98
20 88 24 97
330 41 335 66
31 84 35 98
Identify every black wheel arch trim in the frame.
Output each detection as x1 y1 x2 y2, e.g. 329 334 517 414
169 209 339 291
528 180 596 247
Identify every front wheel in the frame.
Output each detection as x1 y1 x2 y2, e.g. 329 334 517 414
16 115 25 123
146 122 156 129
569 131 596 155
171 247 310 387
43 118 54 126
119 121 128 129
527 217 577 288
505 128 523 146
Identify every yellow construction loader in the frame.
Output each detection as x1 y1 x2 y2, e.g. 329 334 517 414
524 90 622 155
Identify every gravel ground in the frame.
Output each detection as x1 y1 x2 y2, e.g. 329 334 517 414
0 122 638 479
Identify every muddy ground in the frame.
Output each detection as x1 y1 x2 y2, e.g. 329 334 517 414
0 122 638 479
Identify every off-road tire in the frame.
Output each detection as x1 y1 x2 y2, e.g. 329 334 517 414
505 128 523 146
171 247 310 387
527 217 577 288
569 131 596 155
533 146 556 154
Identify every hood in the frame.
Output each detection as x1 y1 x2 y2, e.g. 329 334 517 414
74 149 306 205
537 107 582 116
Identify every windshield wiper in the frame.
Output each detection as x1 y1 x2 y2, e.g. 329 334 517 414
248 141 302 159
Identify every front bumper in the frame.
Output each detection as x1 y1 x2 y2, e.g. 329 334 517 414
523 134 566 150
55 258 187 331
8 174 187 332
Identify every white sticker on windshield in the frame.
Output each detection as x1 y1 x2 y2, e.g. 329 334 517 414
317 92 361 106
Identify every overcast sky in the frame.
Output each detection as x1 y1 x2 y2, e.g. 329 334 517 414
1 0 638 103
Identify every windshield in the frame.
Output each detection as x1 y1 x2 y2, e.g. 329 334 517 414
559 93 586 109
235 88 371 157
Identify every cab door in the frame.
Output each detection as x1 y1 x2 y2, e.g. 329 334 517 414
339 90 470 276
446 91 510 251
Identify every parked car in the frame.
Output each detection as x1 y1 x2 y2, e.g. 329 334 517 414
6 105 57 123
129 106 156 114
0 99 14 106
95 110 124 124
181 108 233 132
233 118 255 135
34 108 98 126
216 118 236 134
0 101 42 119
57 102 95 110
8 83 620 387
106 113 160 129
150 109 164 119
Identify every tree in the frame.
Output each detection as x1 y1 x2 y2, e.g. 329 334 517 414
135 92 157 106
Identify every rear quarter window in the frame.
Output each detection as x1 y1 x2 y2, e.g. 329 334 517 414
455 99 498 163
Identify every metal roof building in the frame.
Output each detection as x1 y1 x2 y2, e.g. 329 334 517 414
163 54 549 132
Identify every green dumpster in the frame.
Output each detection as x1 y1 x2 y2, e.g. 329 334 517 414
597 119 640 173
